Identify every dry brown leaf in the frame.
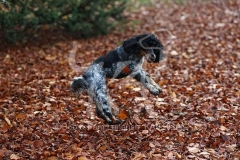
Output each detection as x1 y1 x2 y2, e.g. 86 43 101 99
134 97 146 102
78 156 88 160
47 156 58 160
45 55 57 60
187 147 200 153
4 115 12 127
62 153 74 160
200 151 210 155
33 140 44 147
117 109 128 120
170 92 176 99
152 154 162 158
15 113 26 121
142 130 149 135
149 142 155 148
177 134 183 144
175 152 181 159
219 125 227 131
133 116 142 124
100 145 107 152
132 152 146 160
125 83 132 89
226 145 235 152
0 150 5 159
207 148 216 154
10 154 20 160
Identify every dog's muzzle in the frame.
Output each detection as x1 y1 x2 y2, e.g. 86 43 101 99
145 49 156 62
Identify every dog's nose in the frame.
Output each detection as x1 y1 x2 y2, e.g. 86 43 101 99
150 54 156 60
150 50 156 60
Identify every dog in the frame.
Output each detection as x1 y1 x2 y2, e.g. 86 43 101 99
70 33 166 124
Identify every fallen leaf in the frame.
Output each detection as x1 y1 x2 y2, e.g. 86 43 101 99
170 92 176 99
78 156 88 160
10 154 20 160
45 55 57 60
125 83 132 89
187 147 199 153
207 148 216 154
175 152 181 159
62 153 74 160
117 109 128 120
33 140 44 147
0 150 5 159
99 145 107 152
142 130 148 135
132 87 141 92
134 97 146 102
132 152 146 160
200 151 210 155
47 156 58 160
4 115 12 127
226 145 235 152
170 50 178 56
152 154 162 158
15 113 26 121
149 142 155 148
220 125 227 131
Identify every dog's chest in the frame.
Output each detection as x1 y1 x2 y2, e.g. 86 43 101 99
104 57 144 79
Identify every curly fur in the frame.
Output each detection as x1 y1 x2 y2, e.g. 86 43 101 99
70 33 166 124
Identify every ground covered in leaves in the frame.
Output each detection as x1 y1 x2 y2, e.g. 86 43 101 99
0 1 240 159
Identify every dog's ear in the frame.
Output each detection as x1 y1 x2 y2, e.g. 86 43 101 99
154 48 166 63
122 34 149 54
138 33 166 63
122 33 166 62
150 34 166 63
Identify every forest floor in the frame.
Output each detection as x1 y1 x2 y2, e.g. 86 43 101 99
0 0 240 159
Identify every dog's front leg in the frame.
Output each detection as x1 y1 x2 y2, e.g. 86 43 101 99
131 69 162 95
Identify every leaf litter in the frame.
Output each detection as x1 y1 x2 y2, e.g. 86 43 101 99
0 0 240 159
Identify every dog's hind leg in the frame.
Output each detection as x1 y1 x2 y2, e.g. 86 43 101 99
85 68 121 124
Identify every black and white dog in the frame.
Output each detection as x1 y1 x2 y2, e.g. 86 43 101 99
70 33 166 124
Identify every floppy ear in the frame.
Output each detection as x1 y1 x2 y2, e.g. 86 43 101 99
146 34 166 63
122 34 148 54
154 48 166 63
122 33 166 61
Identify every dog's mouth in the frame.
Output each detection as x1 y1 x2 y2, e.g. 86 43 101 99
144 49 156 62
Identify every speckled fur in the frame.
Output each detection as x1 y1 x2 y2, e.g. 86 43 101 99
70 33 166 124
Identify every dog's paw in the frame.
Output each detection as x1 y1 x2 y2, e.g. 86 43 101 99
96 106 122 125
149 87 162 95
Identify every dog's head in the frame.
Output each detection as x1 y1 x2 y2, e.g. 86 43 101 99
122 33 166 63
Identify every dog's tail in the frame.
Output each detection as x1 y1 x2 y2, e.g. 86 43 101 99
70 76 89 94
